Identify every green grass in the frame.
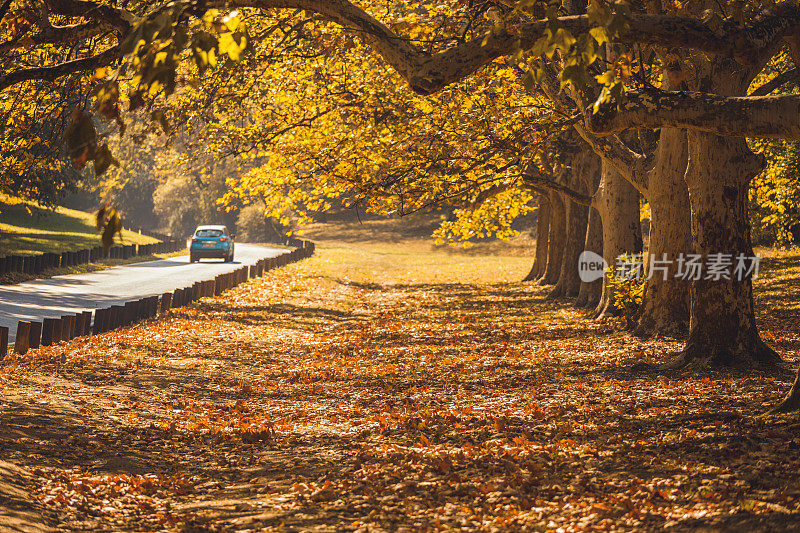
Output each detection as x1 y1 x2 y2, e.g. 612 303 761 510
301 217 534 286
0 197 158 256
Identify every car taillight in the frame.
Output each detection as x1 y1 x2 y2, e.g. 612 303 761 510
219 236 227 242
191 237 199 242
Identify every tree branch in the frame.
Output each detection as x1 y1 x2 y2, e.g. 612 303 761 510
0 20 118 53
588 89 800 139
223 0 800 95
572 124 650 195
0 0 13 22
471 183 513 207
749 67 800 96
520 169 593 207
44 0 135 29
0 44 120 92
6 0 799 105
531 57 650 195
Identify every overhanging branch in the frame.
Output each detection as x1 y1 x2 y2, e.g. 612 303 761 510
223 0 800 95
588 90 800 139
750 68 800 96
0 45 120 92
520 170 593 206
6 0 800 105
573 124 651 195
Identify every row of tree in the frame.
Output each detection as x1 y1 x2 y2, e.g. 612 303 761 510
2 0 800 411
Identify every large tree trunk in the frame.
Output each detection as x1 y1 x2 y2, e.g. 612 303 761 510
540 192 566 285
669 55 781 369
576 207 603 308
593 162 642 318
635 128 692 337
524 195 550 282
575 149 603 308
550 150 593 298
671 131 780 368
550 197 589 298
771 371 800 413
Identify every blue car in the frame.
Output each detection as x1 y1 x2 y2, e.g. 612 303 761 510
189 225 235 263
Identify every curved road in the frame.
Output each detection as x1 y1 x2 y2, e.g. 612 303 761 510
0 244 290 341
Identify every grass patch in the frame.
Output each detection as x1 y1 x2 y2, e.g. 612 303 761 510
0 196 158 256
301 216 534 286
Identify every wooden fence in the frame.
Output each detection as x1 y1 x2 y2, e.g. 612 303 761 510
1 241 315 357
0 226 183 279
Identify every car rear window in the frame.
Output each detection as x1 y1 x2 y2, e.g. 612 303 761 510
196 229 224 238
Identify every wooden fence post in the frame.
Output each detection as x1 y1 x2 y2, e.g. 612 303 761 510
111 305 124 329
136 298 146 320
61 316 74 341
75 313 86 336
14 321 30 355
42 318 56 345
0 326 7 358
93 309 105 334
29 321 42 349
83 311 93 335
101 307 112 331
52 317 63 343
161 292 172 313
68 315 77 339
123 302 136 325
176 288 185 307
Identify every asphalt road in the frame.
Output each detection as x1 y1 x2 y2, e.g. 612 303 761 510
0 244 289 341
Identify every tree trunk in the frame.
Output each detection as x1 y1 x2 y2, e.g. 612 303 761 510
670 131 780 368
576 207 603 308
540 192 565 285
550 197 589 298
593 161 642 318
635 128 691 337
668 55 781 369
575 148 603 309
550 151 592 298
524 195 550 282
771 371 800 413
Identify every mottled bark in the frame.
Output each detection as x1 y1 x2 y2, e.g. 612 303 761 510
525 195 550 282
672 131 780 367
576 207 603 308
670 55 781 369
589 90 800 140
575 148 603 308
771 371 800 413
541 192 566 285
593 162 643 318
635 128 691 337
550 197 589 298
573 124 651 194
550 152 591 298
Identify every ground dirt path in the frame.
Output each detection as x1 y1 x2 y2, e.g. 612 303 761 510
1 243 800 532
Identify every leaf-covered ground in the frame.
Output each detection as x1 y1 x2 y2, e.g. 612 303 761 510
1 238 799 532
